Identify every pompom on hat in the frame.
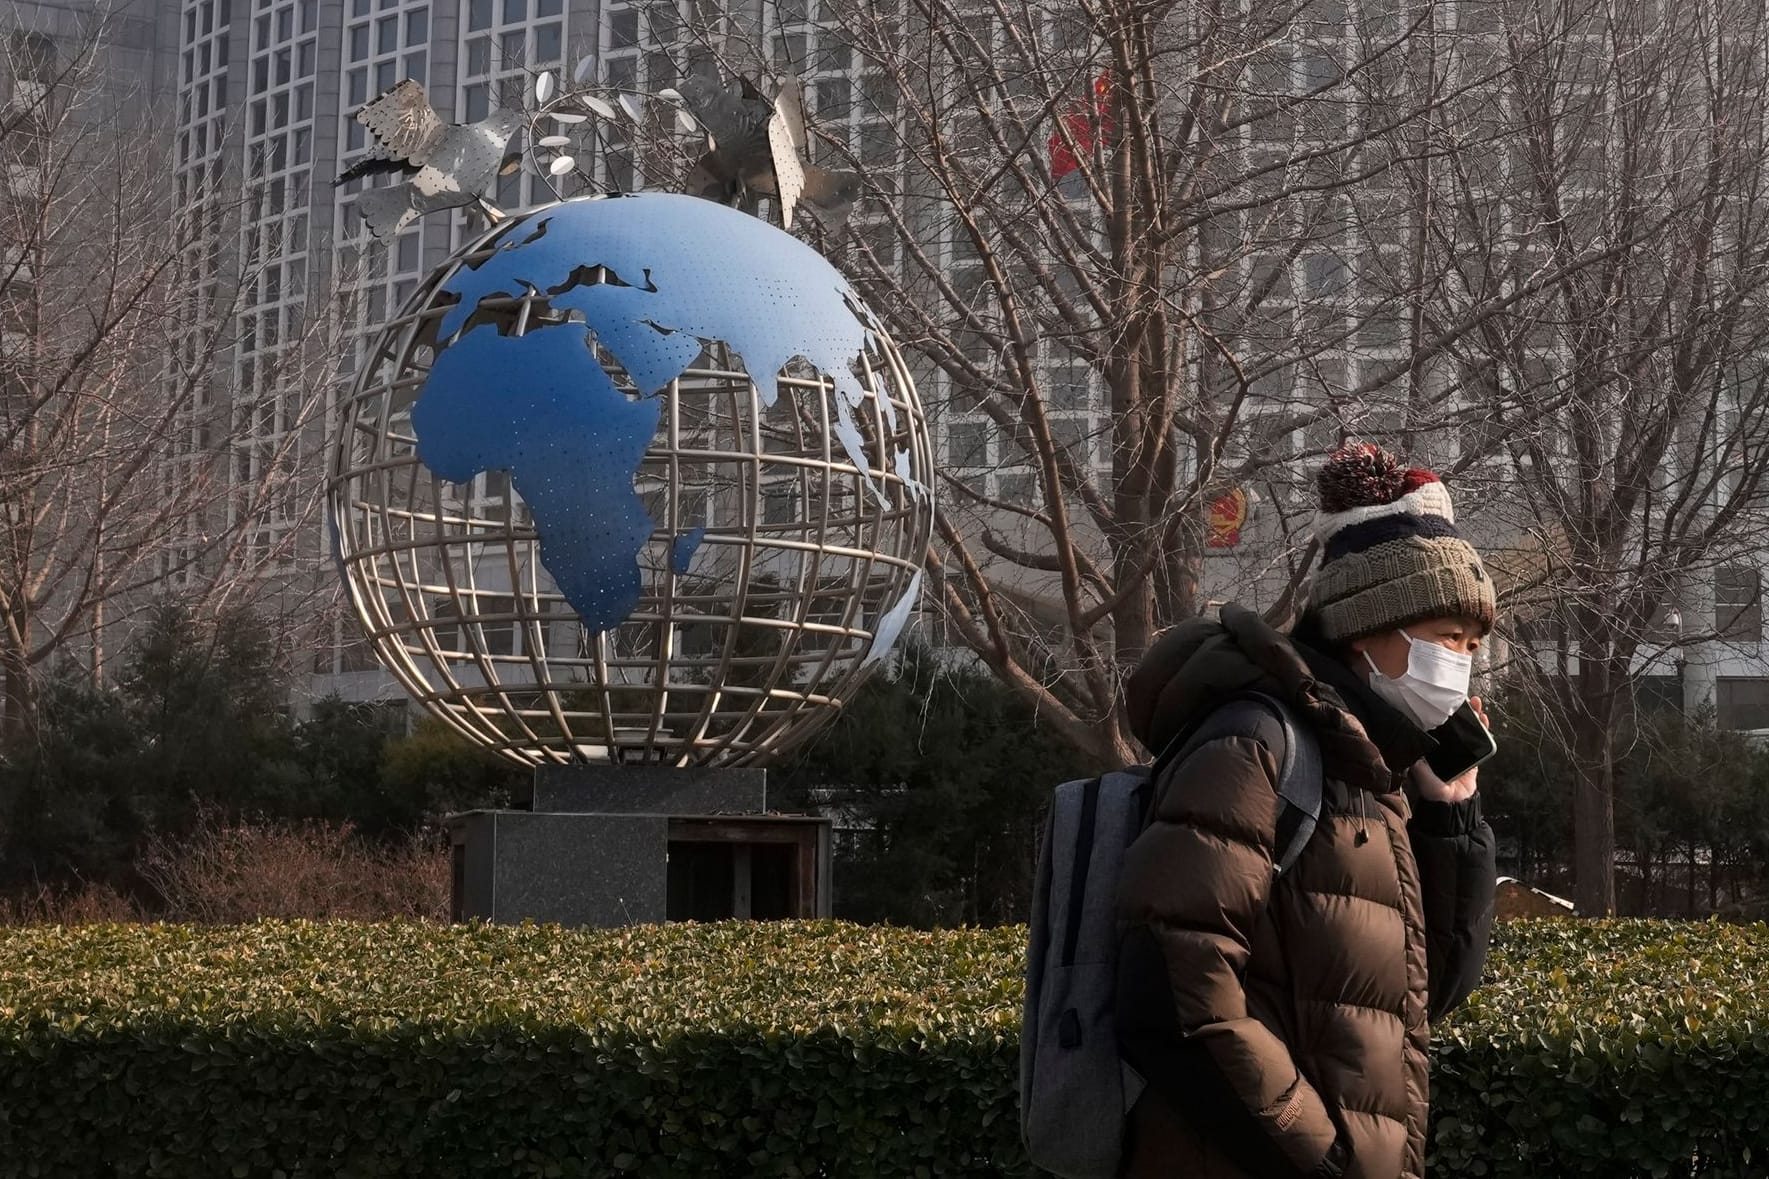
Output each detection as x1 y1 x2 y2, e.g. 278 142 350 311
1304 443 1496 643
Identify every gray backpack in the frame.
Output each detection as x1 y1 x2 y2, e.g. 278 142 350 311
1019 692 1324 1179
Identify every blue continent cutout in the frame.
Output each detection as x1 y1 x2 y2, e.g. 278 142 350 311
435 194 921 506
670 527 706 575
412 324 660 635
413 193 925 654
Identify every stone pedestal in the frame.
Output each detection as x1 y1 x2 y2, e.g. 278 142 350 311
446 766 833 928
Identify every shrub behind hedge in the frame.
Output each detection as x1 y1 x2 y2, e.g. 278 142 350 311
0 918 1764 1177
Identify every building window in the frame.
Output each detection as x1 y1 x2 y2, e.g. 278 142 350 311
10 30 57 84
1514 611 1563 646
1716 567 1762 642
763 481 799 526
1717 678 1769 731
1633 675 1682 717
948 419 988 466
431 594 518 656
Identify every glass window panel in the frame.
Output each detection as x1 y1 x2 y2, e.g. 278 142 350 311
1718 678 1769 730
466 36 491 76
859 122 896 167
464 82 489 121
610 10 638 48
996 471 1035 504
861 74 897 118
948 420 989 465
773 33 805 65
1718 568 1763 641
534 22 562 63
814 76 852 119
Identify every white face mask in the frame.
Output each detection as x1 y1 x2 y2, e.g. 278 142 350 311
1364 629 1473 730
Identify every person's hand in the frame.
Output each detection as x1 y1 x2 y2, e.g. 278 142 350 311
1413 696 1486 804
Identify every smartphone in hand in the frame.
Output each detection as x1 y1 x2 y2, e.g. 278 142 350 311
1424 702 1498 783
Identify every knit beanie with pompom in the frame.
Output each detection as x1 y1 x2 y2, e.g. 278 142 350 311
1305 442 1496 643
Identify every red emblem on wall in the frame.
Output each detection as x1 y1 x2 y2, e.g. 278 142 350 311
1207 488 1249 549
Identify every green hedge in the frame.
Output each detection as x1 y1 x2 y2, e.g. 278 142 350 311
0 918 1762 1177
1432 919 1768 1176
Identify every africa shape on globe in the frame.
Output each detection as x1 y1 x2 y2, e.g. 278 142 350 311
413 194 924 642
328 192 932 765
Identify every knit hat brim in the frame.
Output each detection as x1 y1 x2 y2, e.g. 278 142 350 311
1312 536 1496 643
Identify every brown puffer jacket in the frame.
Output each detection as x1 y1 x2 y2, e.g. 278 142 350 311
1113 605 1496 1179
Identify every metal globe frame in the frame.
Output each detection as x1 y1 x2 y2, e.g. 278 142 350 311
327 205 934 767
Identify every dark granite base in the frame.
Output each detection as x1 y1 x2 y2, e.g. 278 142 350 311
531 764 767 815
448 811 668 926
447 802 833 929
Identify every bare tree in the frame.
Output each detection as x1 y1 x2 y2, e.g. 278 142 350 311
1399 0 1769 915
662 0 1583 763
0 11 340 741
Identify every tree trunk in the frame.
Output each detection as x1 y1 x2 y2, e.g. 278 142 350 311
1708 844 1718 914
1570 706 1618 917
0 640 35 745
1640 843 1654 915
1687 841 1698 916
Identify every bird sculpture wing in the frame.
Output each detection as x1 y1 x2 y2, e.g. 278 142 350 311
767 75 808 230
413 112 523 199
336 79 447 186
800 166 862 232
354 185 418 240
672 74 771 164
773 73 808 153
357 79 446 165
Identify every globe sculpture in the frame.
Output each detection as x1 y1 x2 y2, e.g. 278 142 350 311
328 193 933 767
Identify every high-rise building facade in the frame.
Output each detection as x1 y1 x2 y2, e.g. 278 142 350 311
35 0 1765 733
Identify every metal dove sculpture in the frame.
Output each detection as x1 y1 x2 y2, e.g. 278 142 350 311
334 79 527 240
660 71 860 232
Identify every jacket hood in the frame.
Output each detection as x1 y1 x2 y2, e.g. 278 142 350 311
1125 604 1404 791
1126 604 1311 753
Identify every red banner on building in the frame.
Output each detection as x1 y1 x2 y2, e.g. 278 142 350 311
1049 71 1114 180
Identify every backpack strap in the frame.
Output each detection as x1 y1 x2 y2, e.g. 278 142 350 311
1146 691 1323 877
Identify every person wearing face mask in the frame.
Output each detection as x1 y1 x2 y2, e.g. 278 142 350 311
1113 442 1498 1179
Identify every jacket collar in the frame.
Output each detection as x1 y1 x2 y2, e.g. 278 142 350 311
1210 605 1405 793
1290 636 1436 781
